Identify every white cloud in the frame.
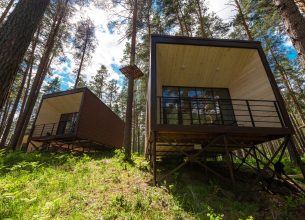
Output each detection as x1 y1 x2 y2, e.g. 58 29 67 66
207 0 236 21
50 73 64 80
65 4 127 85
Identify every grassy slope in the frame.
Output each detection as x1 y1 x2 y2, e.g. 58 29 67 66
0 150 304 219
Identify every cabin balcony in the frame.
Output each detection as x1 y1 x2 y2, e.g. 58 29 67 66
154 94 290 144
31 112 79 141
147 36 294 147
158 97 284 128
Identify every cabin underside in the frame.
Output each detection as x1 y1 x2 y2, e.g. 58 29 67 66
28 135 113 152
152 126 290 157
148 133 304 194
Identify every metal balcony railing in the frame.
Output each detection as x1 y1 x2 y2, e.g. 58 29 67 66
158 97 285 128
32 121 76 138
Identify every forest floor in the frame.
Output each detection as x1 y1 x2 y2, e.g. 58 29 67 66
1 149 305 219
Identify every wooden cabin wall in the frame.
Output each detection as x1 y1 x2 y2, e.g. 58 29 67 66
229 51 279 128
35 102 59 125
229 51 275 100
77 90 124 148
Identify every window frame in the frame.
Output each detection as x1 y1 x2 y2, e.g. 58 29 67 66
161 86 236 125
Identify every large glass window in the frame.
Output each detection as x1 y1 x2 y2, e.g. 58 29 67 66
56 112 79 135
161 87 236 125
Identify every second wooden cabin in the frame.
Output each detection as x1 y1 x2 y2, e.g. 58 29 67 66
27 87 124 151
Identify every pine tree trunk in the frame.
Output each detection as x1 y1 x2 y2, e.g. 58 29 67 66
20 64 33 115
109 89 113 108
132 91 137 152
0 100 12 140
274 0 305 69
0 69 28 147
0 100 10 133
0 31 38 147
123 0 138 160
173 0 185 36
195 0 208 38
176 0 191 36
269 45 305 125
10 1 67 150
20 27 40 115
288 137 305 178
0 0 50 109
74 29 89 89
15 52 55 150
234 0 254 40
0 0 14 25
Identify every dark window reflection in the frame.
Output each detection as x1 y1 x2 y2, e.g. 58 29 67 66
162 87 236 125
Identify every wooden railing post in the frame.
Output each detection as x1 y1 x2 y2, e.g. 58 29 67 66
246 100 255 127
274 101 285 128
51 123 55 135
40 124 45 136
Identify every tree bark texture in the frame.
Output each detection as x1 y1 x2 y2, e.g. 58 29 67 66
0 69 27 147
234 0 254 40
195 0 208 38
123 0 138 159
10 1 67 150
74 29 89 89
0 0 50 109
0 100 12 140
0 0 15 25
274 0 305 69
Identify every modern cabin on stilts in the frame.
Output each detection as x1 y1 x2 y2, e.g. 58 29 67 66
25 87 124 152
145 35 304 192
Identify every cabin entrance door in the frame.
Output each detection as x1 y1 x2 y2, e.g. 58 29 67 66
56 112 79 135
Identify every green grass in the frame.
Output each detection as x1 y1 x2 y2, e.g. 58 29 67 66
0 149 304 219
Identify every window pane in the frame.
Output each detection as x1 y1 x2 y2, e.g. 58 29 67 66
161 86 236 126
213 89 230 100
163 87 179 97
213 89 235 125
201 88 213 99
163 98 179 124
180 88 196 98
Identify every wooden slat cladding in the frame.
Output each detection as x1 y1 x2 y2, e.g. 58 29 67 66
35 92 83 126
156 44 275 100
77 89 124 148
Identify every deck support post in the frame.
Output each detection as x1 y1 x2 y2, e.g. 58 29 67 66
247 137 288 192
152 132 157 186
252 146 261 172
155 135 229 184
224 135 236 185
287 136 305 179
234 146 253 172
253 140 305 194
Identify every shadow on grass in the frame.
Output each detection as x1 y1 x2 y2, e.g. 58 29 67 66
156 159 264 219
